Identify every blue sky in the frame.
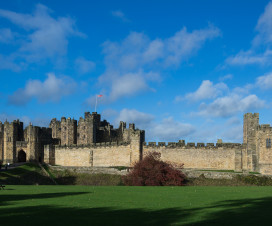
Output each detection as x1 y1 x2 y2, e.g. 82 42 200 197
1 0 272 143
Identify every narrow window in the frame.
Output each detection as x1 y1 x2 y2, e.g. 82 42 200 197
266 138 271 148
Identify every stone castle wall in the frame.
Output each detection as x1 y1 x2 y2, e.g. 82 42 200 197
143 142 248 171
257 125 272 174
3 112 272 175
44 142 138 167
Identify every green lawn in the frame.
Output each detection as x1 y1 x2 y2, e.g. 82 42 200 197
1 186 272 225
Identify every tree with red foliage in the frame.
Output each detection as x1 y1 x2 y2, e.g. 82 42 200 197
123 152 186 186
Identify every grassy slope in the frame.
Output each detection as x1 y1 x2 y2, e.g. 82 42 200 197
1 186 272 225
0 163 54 185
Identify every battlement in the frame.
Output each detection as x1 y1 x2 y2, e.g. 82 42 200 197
3 119 22 126
244 112 259 118
55 141 130 149
143 141 243 149
259 124 272 131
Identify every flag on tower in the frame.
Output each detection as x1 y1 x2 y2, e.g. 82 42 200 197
95 94 103 112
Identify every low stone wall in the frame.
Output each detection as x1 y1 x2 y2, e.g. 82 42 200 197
49 166 265 179
50 166 129 175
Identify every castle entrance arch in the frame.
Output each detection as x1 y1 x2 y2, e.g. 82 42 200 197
18 150 26 162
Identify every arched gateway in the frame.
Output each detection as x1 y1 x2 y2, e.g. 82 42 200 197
18 150 26 162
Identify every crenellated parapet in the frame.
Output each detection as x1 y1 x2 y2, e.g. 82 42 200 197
55 141 131 149
143 141 244 149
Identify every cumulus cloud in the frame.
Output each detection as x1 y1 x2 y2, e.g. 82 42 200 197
256 72 272 89
103 27 220 70
253 1 272 46
0 4 85 65
108 108 247 143
179 80 228 102
111 10 130 22
226 2 272 66
150 117 195 141
164 26 221 66
75 57 95 74
198 94 265 117
116 109 154 128
93 25 220 104
114 108 195 141
110 72 150 100
8 73 76 105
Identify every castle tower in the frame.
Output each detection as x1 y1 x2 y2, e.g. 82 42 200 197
243 113 259 171
3 120 23 164
128 124 145 165
25 124 39 161
49 118 61 140
77 112 100 145
60 117 77 145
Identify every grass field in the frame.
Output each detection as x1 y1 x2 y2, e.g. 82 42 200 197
1 186 272 225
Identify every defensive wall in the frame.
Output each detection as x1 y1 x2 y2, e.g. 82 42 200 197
44 141 141 167
142 141 248 171
2 112 272 175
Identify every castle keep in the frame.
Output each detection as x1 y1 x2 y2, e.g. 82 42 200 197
1 112 272 175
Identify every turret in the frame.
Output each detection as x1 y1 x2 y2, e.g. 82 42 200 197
243 113 259 171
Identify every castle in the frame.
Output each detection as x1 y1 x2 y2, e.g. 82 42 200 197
1 112 272 175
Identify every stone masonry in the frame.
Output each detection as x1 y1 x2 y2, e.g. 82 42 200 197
1 112 272 175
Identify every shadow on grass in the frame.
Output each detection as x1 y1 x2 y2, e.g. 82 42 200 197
0 206 189 226
0 163 77 185
188 197 272 225
0 192 89 206
1 194 272 225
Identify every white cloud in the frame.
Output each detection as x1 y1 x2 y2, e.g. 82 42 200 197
253 1 272 46
198 94 265 117
114 108 195 141
110 108 247 143
150 117 195 141
256 72 272 89
110 72 150 100
219 74 233 81
226 50 272 66
111 10 130 22
102 27 220 70
226 2 272 66
183 80 228 102
0 4 85 65
75 57 95 74
116 109 154 128
9 73 76 105
165 26 221 66
93 25 220 104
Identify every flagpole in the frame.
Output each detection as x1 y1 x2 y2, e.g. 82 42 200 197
95 95 97 112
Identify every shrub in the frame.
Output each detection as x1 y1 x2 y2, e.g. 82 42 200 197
234 174 272 186
123 152 186 186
